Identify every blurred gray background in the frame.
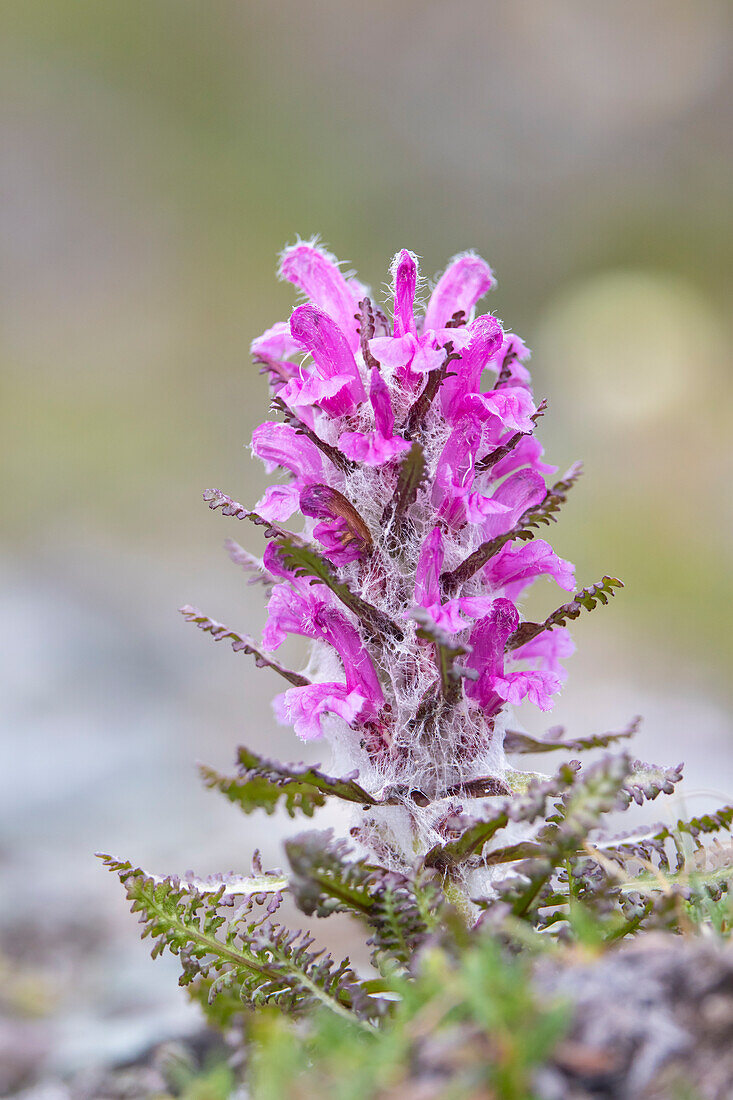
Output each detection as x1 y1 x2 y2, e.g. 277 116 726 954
1 0 732 1091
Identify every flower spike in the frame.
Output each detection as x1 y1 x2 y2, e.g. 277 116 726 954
235 244 617 815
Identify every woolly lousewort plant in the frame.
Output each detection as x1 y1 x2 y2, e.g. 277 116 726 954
104 243 733 1057
202 242 617 882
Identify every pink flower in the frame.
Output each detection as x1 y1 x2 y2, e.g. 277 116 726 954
423 252 496 332
479 469 547 540
279 241 364 353
252 421 325 521
432 418 512 529
412 526 493 632
513 627 575 679
288 304 367 416
464 599 520 717
492 668 563 711
273 683 366 741
369 251 481 383
338 367 411 467
440 315 506 422
299 485 372 565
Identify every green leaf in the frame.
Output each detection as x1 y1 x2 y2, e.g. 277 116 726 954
99 855 378 1025
424 762 582 870
286 830 377 918
500 754 633 920
201 746 380 818
285 830 442 968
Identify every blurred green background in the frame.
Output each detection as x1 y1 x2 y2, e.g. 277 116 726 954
1 0 732 1088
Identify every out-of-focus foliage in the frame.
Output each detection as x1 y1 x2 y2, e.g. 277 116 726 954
249 937 569 1100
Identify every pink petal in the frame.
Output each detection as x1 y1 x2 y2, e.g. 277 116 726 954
391 249 418 337
513 628 575 677
313 607 384 714
490 436 557 480
465 599 519 713
410 335 448 375
462 386 536 433
337 430 410 466
290 304 367 413
480 469 547 540
486 539 576 595
424 252 495 332
279 242 361 351
414 526 445 608
493 670 562 711
251 421 324 480
254 484 300 522
312 519 366 565
368 366 396 436
440 315 504 420
279 370 353 420
463 492 512 524
369 334 417 372
251 321 301 362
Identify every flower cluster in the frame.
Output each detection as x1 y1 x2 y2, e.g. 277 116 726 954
247 242 578 798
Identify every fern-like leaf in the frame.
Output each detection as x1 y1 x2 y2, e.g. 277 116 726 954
285 830 442 968
179 606 309 687
507 576 624 651
504 717 641 755
619 760 684 807
98 855 288 900
285 830 377 918
224 539 274 586
99 855 378 1024
424 761 582 871
496 754 633 920
203 488 292 541
201 747 380 818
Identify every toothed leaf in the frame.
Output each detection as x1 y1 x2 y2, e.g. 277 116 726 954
504 717 641 755
507 576 624 650
180 606 309 687
201 747 380 818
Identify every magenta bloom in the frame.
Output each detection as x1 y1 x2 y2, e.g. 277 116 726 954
243 241 580 767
